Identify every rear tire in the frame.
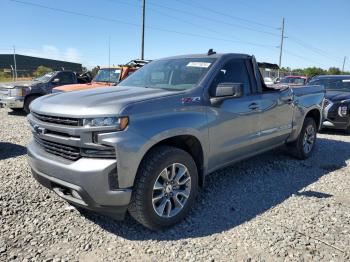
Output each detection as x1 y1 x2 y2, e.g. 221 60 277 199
129 146 198 230
288 117 317 160
24 95 40 114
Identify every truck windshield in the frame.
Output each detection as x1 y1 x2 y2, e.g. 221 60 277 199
119 58 216 90
94 68 121 83
34 72 55 82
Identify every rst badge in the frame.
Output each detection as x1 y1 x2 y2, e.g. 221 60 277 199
182 97 201 104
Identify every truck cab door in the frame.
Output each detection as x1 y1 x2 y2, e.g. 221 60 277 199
258 87 294 145
48 72 76 93
207 58 262 171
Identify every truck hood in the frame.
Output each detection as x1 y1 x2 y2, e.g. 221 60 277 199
54 82 114 92
30 86 179 117
0 80 40 88
325 91 350 102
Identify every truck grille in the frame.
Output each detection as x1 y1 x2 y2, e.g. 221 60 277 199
34 135 81 161
32 112 81 126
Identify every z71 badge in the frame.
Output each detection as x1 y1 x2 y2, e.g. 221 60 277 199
182 97 201 104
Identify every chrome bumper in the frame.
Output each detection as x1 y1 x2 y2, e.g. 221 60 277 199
0 96 24 108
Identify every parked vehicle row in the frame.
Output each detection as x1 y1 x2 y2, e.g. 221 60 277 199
0 71 90 113
52 59 150 93
26 51 325 230
0 60 149 113
264 75 308 87
307 75 350 132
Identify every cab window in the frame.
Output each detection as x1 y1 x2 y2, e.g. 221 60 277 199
210 59 251 96
56 72 75 85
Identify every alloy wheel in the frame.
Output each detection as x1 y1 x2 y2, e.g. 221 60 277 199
152 163 191 218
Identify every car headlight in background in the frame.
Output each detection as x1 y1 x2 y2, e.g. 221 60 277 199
9 87 24 97
83 116 129 130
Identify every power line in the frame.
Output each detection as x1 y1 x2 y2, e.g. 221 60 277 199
173 0 278 30
108 0 276 48
141 0 280 37
144 4 275 48
287 36 342 62
10 0 276 49
284 49 329 68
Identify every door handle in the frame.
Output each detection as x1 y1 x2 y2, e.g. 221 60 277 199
248 102 259 110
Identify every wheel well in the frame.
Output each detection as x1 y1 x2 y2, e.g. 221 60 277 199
143 135 205 187
24 94 41 102
305 109 321 129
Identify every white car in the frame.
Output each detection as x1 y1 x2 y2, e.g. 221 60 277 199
264 77 274 86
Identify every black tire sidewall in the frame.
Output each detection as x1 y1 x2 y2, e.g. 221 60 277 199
136 147 198 229
297 117 317 158
24 96 40 114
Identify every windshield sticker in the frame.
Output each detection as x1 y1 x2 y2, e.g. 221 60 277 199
342 79 350 82
115 70 121 73
186 62 211 68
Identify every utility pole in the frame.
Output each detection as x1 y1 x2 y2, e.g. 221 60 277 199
342 56 347 74
13 45 18 81
141 0 145 60
10 65 14 82
278 17 285 78
108 36 111 83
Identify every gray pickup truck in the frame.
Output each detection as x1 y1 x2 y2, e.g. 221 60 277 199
0 71 84 113
27 52 324 230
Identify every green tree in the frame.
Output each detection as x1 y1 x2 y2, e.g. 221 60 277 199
33 66 53 77
91 66 100 78
303 67 326 77
292 68 305 75
327 67 341 75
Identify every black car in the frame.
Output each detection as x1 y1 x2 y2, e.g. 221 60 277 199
308 75 350 132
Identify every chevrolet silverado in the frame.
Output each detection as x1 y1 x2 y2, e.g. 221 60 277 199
27 51 325 230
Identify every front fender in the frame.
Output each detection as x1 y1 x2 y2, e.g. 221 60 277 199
97 106 209 188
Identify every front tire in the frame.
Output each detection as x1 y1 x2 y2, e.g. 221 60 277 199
129 146 198 230
288 117 317 159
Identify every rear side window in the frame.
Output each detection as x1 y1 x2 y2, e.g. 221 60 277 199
311 78 350 90
57 72 75 85
210 59 251 95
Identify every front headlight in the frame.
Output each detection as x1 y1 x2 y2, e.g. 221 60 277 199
83 116 129 130
338 105 348 117
9 87 24 97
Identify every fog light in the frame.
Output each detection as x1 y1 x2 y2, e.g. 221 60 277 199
338 106 348 117
71 190 82 200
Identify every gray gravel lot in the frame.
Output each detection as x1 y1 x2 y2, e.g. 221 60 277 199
1 107 350 261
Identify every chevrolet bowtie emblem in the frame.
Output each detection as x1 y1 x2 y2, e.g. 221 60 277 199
33 124 46 135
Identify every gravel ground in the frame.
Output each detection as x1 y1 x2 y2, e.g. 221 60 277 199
1 107 350 262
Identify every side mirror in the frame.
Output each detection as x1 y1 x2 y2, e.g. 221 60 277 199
52 78 60 84
215 82 243 97
210 83 243 105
